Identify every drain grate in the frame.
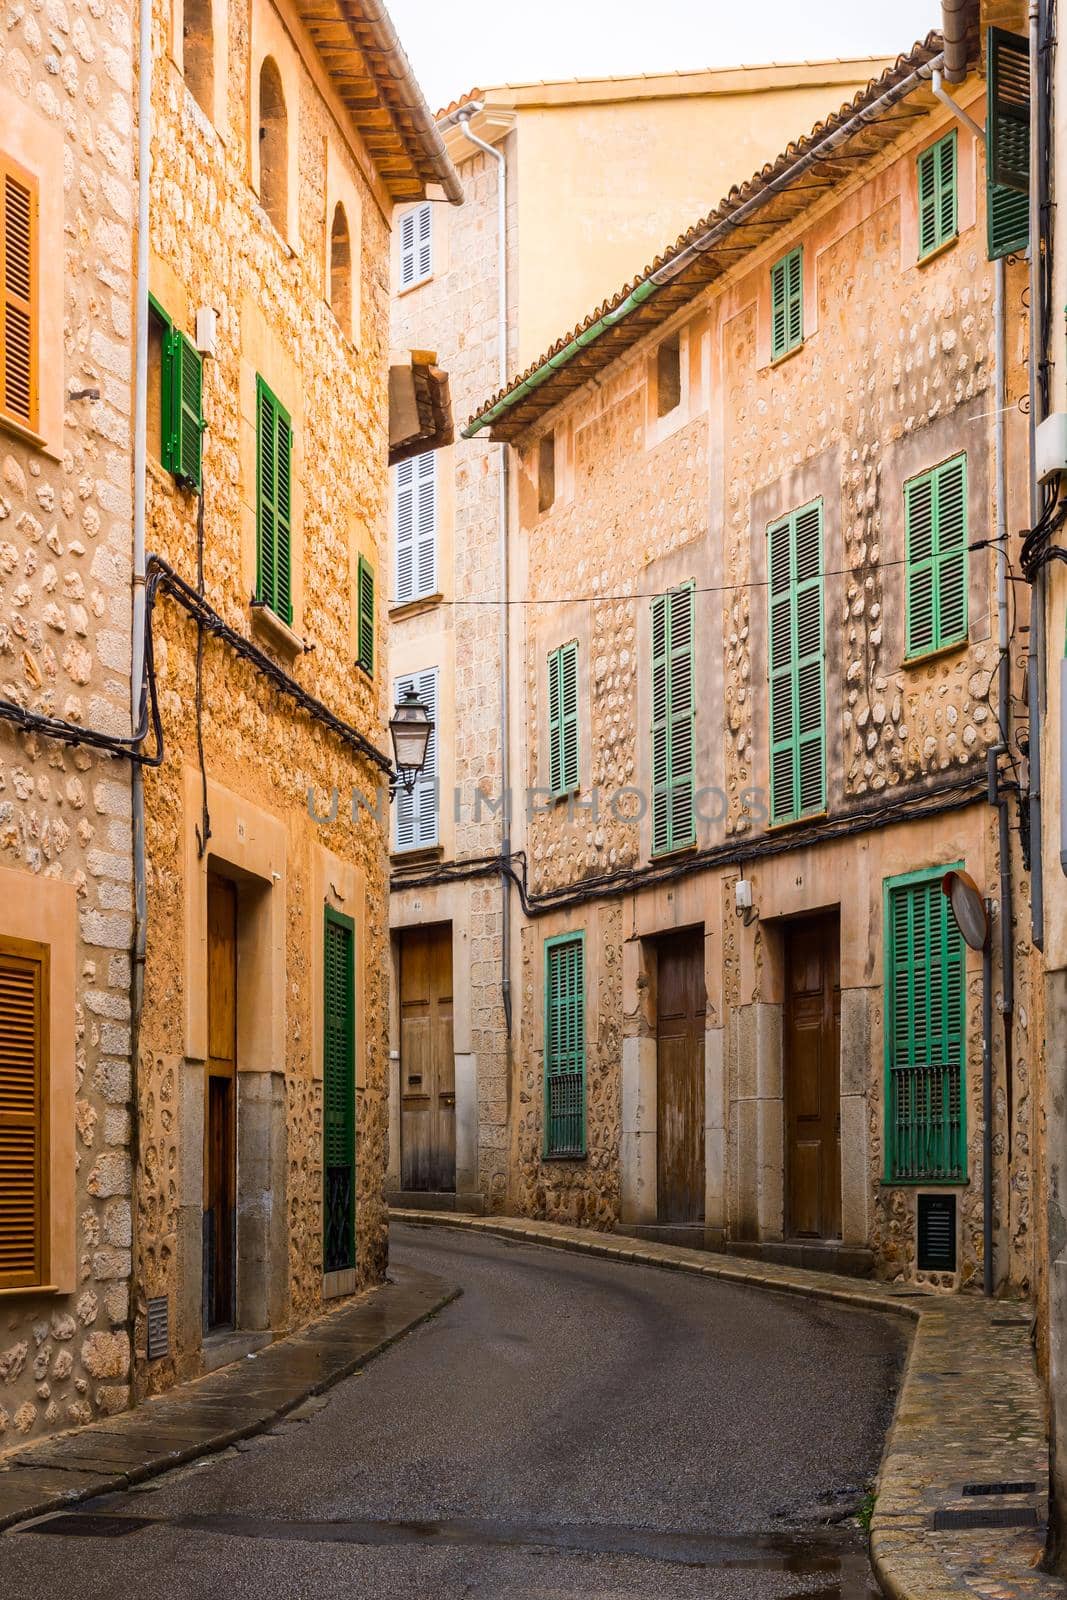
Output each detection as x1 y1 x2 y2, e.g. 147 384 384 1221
962 1481 1038 1498
933 1506 1039 1532
29 1514 152 1538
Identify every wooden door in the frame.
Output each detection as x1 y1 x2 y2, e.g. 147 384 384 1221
205 875 237 1330
656 929 706 1224
785 914 841 1240
399 924 455 1192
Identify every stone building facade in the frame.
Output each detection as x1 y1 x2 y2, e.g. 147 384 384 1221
0 0 138 1441
466 31 1036 1290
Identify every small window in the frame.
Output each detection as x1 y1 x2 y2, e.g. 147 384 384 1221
183 0 213 118
905 454 968 658
917 130 957 259
770 246 803 361
399 202 432 289
256 375 293 624
394 451 436 606
393 666 438 851
0 934 49 1291
544 933 585 1159
548 641 579 795
330 202 352 334
356 554 374 676
656 332 681 418
538 432 555 513
258 57 288 235
0 157 38 435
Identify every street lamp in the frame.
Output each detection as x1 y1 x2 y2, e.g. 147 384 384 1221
389 685 433 797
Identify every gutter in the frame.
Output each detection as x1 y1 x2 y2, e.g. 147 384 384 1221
356 1 464 204
940 0 973 83
463 48 945 439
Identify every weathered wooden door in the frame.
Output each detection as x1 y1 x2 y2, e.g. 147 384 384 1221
205 875 237 1330
785 913 841 1240
399 924 455 1191
656 929 706 1224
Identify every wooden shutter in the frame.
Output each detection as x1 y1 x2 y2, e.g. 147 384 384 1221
906 455 968 657
987 28 1030 259
356 555 374 675
884 873 966 1182
0 160 37 433
651 585 696 855
322 907 355 1273
918 132 957 259
175 331 203 490
394 457 415 604
544 934 585 1158
394 452 436 605
416 202 432 280
0 937 48 1291
394 666 438 851
768 502 825 824
399 208 416 288
256 377 293 624
771 247 802 360
548 642 579 795
399 203 431 288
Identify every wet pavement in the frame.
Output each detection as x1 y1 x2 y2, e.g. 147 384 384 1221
0 1223 901 1598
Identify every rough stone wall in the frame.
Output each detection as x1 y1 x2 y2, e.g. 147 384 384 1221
135 0 392 1393
0 0 136 1445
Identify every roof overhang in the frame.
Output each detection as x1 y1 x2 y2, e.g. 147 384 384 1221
389 352 455 465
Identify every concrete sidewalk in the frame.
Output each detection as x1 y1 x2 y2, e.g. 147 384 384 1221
0 1264 458 1533
393 1210 1057 1600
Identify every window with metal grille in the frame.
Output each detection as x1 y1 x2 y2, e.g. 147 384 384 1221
987 27 1030 260
322 906 355 1274
651 582 696 855
399 201 432 289
917 130 957 259
0 936 48 1291
393 666 438 852
356 555 374 676
548 641 579 796
905 454 968 658
884 868 967 1184
394 451 437 606
768 501 825 825
255 375 293 624
0 157 38 434
770 246 803 360
544 933 585 1159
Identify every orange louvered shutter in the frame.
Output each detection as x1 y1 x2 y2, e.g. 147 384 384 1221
0 159 38 433
0 939 48 1289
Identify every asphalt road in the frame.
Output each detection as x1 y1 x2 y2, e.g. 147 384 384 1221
0 1223 904 1599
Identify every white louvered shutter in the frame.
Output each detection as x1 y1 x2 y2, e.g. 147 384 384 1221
399 209 416 289
415 452 437 598
395 457 415 604
394 667 439 852
417 202 432 280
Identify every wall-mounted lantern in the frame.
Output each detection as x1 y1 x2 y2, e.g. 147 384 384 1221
389 686 433 798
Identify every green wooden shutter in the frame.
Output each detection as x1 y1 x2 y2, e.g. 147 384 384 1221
256 376 293 625
322 906 356 1273
771 247 803 360
356 556 374 675
548 642 579 795
768 502 825 824
906 454 968 657
651 584 695 854
918 131 957 258
987 27 1030 259
544 933 585 1158
175 332 203 490
884 870 966 1183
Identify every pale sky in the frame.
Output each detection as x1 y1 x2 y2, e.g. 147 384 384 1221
387 0 944 116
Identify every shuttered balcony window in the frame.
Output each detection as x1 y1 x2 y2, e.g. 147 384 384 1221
0 157 38 435
987 27 1030 260
356 555 375 676
884 869 967 1184
917 130 958 259
770 246 803 361
322 907 356 1274
548 641 579 796
543 932 585 1159
399 201 432 289
0 936 48 1291
393 666 438 852
905 454 968 659
768 500 825 825
394 451 437 606
651 582 696 856
255 376 293 625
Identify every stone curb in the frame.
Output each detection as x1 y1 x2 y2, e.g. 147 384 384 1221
0 1264 459 1534
393 1211 1053 1600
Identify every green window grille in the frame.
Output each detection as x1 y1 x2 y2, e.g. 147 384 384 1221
905 454 968 658
152 296 204 490
548 641 579 795
356 555 375 675
770 246 803 360
651 582 696 855
768 500 825 825
987 27 1030 260
544 932 585 1159
323 906 356 1272
917 131 958 259
884 868 967 1184
256 375 293 625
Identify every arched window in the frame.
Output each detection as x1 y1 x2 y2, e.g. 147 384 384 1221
330 203 352 333
258 57 287 235
183 0 213 117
